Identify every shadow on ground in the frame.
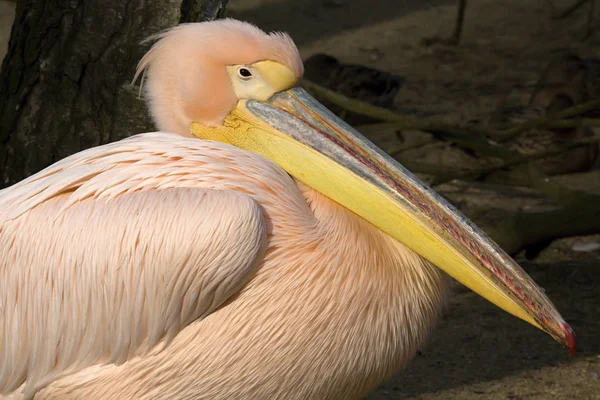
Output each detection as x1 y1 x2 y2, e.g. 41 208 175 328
368 261 600 399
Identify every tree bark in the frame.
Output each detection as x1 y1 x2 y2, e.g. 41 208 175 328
181 0 228 23
0 0 227 188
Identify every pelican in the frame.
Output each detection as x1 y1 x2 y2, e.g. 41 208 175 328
0 19 574 400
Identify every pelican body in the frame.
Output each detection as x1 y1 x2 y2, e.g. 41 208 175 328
0 19 574 400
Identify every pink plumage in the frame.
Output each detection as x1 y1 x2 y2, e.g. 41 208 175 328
0 131 446 399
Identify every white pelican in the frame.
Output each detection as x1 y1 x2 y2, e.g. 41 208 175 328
0 19 574 400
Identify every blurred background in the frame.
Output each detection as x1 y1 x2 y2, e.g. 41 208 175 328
1 1 599 398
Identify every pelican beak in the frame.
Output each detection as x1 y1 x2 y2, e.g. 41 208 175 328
190 86 575 354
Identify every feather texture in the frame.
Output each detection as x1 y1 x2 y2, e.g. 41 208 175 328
0 133 448 400
0 133 277 398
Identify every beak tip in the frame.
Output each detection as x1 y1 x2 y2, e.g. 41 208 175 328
562 322 576 356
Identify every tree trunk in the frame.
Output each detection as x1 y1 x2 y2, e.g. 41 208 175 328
0 0 227 188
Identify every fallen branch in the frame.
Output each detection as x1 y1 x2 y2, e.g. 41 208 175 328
492 100 600 142
527 164 600 207
301 79 417 123
355 121 520 160
431 133 600 185
392 158 468 182
484 199 600 255
463 161 600 254
385 138 437 156
302 79 600 151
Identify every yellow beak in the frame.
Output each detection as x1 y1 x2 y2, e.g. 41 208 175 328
190 87 575 354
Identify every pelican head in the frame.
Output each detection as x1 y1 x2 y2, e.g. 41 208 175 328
135 19 574 354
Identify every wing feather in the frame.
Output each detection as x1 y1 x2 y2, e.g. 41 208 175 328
0 177 267 398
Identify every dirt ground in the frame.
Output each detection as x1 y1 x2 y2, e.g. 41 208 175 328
1 0 600 399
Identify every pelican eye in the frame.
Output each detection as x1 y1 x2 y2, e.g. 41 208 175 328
237 67 253 80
